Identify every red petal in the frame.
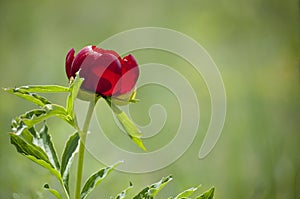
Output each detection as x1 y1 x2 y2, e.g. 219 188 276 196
122 54 138 71
92 46 120 58
65 48 75 79
118 54 139 94
71 46 94 76
79 53 122 96
67 46 139 97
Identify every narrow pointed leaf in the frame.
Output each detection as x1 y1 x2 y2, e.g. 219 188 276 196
43 184 63 199
131 137 147 151
10 133 50 163
9 133 61 180
27 155 62 181
38 125 60 170
109 103 146 151
12 85 69 93
20 104 73 127
173 185 201 199
80 162 121 199
60 132 80 194
4 88 51 106
15 124 59 170
196 187 215 199
114 182 133 199
66 74 84 116
133 175 173 199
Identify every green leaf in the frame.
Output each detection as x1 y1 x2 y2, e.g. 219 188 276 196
11 117 26 135
131 137 147 151
109 102 147 151
173 185 201 199
12 85 69 93
20 104 73 127
4 88 51 107
60 132 80 194
5 84 75 126
80 162 121 199
196 187 215 199
17 127 34 143
114 182 133 199
14 124 60 170
133 175 173 199
10 132 50 163
43 184 63 199
66 73 84 116
9 133 61 180
38 125 60 170
29 155 62 181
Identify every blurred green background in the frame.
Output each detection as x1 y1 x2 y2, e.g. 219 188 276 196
0 0 299 198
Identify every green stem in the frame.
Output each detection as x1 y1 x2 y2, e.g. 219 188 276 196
74 100 96 199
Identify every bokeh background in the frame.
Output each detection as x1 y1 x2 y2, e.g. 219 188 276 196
0 0 299 198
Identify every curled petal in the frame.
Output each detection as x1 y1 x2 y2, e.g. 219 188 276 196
65 48 75 79
122 54 138 72
71 46 94 77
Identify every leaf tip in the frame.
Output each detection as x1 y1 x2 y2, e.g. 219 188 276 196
131 136 147 151
115 160 124 166
3 87 12 93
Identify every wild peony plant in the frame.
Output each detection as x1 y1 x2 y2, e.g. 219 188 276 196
4 45 215 199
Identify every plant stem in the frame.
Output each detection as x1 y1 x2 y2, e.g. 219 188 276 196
74 100 96 199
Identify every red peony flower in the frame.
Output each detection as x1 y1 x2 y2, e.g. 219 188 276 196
65 45 139 98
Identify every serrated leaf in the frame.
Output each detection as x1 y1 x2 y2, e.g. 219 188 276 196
173 185 201 199
38 125 60 170
4 88 51 107
9 133 61 180
133 175 173 199
80 162 121 199
60 132 80 194
43 184 63 199
109 102 146 151
196 187 215 199
66 73 84 116
113 182 133 199
13 85 69 93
